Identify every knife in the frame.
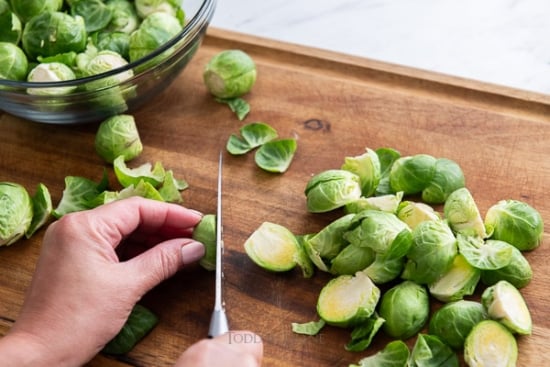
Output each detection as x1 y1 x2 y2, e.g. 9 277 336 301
208 152 229 338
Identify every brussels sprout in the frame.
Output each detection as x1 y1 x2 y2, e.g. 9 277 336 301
409 334 459 367
443 188 487 238
291 319 325 336
428 254 480 302
396 200 440 230
254 138 297 173
226 122 278 155
91 31 131 60
464 320 518 367
484 199 543 251
345 313 385 352
26 62 77 95
82 50 134 89
22 12 87 60
95 114 143 163
26 183 52 238
203 49 257 99
341 148 381 197
374 147 401 196
329 244 375 275
350 340 410 367
244 222 304 272
192 214 216 271
344 192 403 214
134 0 184 22
128 11 183 63
378 280 429 339
428 300 487 349
316 271 380 327
106 0 139 34
402 220 457 284
71 0 113 33
482 280 532 335
0 182 33 246
344 210 412 257
10 0 63 23
362 252 404 284
457 235 513 270
304 169 362 213
389 154 437 195
480 246 532 289
113 156 165 188
421 158 465 204
0 42 27 80
103 304 158 355
0 1 22 44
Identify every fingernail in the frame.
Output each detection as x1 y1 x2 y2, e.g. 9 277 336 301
181 241 205 265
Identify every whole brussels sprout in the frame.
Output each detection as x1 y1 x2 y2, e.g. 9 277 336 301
484 199 543 251
92 31 130 60
389 154 436 195
128 11 183 62
409 334 459 367
22 11 87 60
482 280 532 335
27 62 77 95
203 49 257 99
0 1 22 44
135 0 184 21
341 148 381 197
304 169 362 213
378 280 429 339
10 0 63 23
95 114 143 163
0 182 33 246
480 246 532 289
421 157 465 204
428 300 487 349
106 0 139 34
70 0 113 33
0 42 27 81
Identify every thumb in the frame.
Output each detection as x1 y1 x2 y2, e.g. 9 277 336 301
123 239 205 295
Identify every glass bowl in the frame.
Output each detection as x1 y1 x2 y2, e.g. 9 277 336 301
0 0 216 124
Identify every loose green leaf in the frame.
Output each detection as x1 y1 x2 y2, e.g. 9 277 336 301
26 183 52 238
158 170 187 203
457 235 513 270
216 97 250 120
350 340 409 367
53 172 109 218
113 156 165 188
226 122 278 155
345 314 385 352
291 319 326 336
375 147 401 196
408 334 459 367
255 138 297 173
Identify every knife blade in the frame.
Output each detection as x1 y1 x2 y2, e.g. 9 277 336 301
208 152 229 338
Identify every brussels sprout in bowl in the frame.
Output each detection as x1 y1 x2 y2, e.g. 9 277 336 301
0 0 216 124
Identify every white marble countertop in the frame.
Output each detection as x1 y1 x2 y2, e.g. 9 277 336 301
210 0 550 95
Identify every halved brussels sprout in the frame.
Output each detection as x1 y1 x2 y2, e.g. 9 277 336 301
304 169 362 213
443 188 487 238
481 280 532 335
244 222 305 272
0 182 33 246
409 334 459 367
428 300 487 349
95 114 143 164
203 49 257 99
378 280 429 339
350 340 409 367
402 220 457 284
428 254 480 302
464 320 518 367
341 148 381 197
421 158 465 204
344 192 403 214
484 199 544 251
0 42 28 81
317 271 380 327
480 246 532 289
389 154 436 195
192 214 216 271
396 200 440 230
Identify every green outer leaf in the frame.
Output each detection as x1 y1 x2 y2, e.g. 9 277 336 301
362 252 404 284
345 314 385 352
71 0 113 33
158 170 187 203
226 122 278 155
350 340 409 367
480 246 532 289
26 183 52 238
193 214 216 271
408 334 459 367
375 147 401 196
113 156 165 188
102 304 158 355
457 235 513 270
255 138 297 173
216 97 250 121
52 172 109 218
291 319 325 336
307 213 355 259
341 148 381 197
330 244 376 276
294 235 315 278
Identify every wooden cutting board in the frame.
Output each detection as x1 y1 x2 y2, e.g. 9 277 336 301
1 28 549 367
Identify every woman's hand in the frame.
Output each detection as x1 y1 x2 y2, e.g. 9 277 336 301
2 197 205 366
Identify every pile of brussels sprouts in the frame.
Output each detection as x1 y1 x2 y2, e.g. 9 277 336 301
0 0 185 89
244 147 544 367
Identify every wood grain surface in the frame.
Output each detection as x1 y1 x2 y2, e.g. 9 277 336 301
1 28 549 366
